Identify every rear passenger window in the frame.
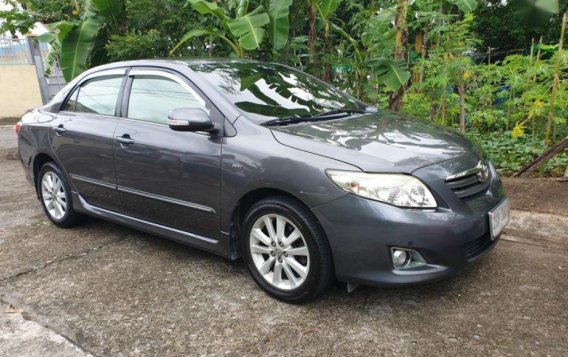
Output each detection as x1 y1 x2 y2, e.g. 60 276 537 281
127 75 206 125
73 76 123 116
62 88 79 111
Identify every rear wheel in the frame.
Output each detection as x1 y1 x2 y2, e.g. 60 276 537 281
38 162 81 228
242 196 333 303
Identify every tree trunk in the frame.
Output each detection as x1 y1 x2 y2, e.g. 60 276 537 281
533 36 543 81
322 22 333 82
546 12 566 144
513 137 568 177
308 1 319 77
441 95 446 126
388 0 408 112
458 81 466 134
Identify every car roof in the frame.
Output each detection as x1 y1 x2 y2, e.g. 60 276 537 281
89 58 269 71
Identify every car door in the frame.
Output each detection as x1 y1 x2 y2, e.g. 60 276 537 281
51 69 127 211
114 68 222 239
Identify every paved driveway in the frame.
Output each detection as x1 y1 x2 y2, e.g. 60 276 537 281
0 125 18 152
0 130 567 356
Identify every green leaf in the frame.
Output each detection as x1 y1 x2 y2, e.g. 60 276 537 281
37 31 57 44
39 21 80 77
59 17 103 81
228 6 270 50
368 58 411 91
172 27 241 57
319 0 340 19
268 0 293 51
534 0 560 13
188 0 227 20
446 0 477 13
85 0 123 19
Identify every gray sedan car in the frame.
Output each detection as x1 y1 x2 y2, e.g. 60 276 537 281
17 59 509 302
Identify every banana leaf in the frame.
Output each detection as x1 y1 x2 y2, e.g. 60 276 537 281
228 6 270 50
268 0 293 51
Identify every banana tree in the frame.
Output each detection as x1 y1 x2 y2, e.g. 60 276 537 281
172 0 292 58
315 0 341 81
38 0 125 81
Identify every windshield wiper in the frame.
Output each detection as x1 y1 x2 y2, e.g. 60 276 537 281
262 116 314 126
311 107 367 118
262 107 367 127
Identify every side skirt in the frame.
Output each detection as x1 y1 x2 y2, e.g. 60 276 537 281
72 192 230 258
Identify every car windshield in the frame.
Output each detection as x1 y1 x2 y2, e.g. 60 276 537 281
188 62 361 124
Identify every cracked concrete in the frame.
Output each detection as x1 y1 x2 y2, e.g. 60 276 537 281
1 127 567 356
0 305 89 357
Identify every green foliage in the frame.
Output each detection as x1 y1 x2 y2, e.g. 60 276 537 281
106 29 170 60
0 0 79 35
467 130 568 176
368 58 411 91
106 0 207 61
471 0 565 53
447 0 477 13
6 0 567 177
268 0 293 51
38 0 125 81
173 0 292 57
227 6 270 50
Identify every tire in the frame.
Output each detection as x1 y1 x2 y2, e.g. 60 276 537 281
241 196 333 303
38 162 81 228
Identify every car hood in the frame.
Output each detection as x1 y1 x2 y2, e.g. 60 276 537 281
270 111 480 173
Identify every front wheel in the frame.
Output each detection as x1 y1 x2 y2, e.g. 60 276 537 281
242 196 333 303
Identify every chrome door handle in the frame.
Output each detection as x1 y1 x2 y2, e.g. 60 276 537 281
116 135 135 146
53 125 66 135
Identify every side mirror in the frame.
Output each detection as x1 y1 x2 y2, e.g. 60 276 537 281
168 108 214 132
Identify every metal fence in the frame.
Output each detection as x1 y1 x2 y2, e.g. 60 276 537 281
0 37 50 66
0 37 32 65
0 36 65 103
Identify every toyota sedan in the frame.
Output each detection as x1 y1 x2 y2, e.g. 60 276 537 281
17 59 509 303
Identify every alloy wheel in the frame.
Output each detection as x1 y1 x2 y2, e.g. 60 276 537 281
249 214 310 290
41 171 67 220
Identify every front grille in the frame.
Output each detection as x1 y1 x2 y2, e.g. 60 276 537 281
463 233 493 260
445 161 491 199
446 173 490 199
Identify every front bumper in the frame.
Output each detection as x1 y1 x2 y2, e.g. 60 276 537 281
312 160 506 287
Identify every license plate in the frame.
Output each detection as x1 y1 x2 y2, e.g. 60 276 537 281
488 198 510 240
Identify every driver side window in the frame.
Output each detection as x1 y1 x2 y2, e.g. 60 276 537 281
127 75 207 125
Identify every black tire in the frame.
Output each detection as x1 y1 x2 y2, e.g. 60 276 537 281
37 162 81 228
241 196 333 303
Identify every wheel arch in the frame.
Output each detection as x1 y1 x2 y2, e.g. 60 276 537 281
228 187 327 260
32 152 56 197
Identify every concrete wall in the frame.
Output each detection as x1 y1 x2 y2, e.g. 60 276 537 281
0 65 42 119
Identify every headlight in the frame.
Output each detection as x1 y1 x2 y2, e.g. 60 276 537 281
325 170 437 208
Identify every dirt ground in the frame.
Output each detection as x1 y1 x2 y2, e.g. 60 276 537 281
503 177 568 216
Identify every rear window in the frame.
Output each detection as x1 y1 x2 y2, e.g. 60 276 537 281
67 76 123 116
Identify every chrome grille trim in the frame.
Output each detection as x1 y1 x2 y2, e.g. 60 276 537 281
445 161 490 199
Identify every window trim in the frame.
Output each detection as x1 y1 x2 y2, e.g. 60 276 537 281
59 68 128 117
122 69 208 125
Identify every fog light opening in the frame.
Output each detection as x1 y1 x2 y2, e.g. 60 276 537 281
392 249 409 269
391 248 427 270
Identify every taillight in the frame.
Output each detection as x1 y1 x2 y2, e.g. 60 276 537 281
15 121 22 135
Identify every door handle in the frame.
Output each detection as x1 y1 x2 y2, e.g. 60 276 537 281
53 125 66 135
116 134 135 146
